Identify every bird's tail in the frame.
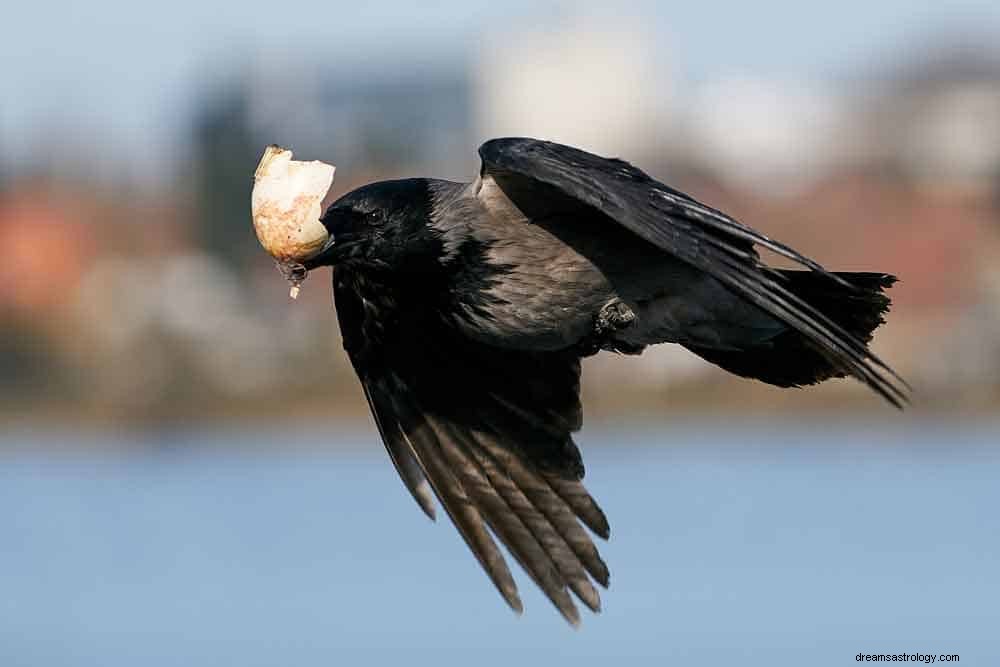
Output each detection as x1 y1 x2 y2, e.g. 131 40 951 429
683 271 897 389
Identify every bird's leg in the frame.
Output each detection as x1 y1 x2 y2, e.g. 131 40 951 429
577 299 643 356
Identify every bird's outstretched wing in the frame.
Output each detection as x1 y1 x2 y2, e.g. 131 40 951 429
478 137 908 407
333 266 610 626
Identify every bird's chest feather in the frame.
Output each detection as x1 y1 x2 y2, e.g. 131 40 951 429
444 222 616 352
333 268 403 367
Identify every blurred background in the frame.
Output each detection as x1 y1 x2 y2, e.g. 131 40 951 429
2 1 999 665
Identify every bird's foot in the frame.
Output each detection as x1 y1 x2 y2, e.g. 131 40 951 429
596 299 636 334
577 299 642 357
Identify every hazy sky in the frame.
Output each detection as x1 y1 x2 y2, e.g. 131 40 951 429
3 0 1000 180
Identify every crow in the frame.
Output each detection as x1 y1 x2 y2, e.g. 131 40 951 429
270 137 906 626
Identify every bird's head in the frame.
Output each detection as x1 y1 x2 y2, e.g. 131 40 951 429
279 179 441 292
316 179 437 266
252 145 442 296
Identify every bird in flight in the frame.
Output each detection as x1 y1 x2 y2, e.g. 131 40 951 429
251 138 906 626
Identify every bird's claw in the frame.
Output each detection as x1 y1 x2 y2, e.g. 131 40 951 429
595 299 636 334
577 299 642 357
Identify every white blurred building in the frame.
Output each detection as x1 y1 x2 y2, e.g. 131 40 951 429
679 78 852 196
890 83 1000 194
474 15 673 162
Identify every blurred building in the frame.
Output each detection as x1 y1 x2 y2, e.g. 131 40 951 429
474 15 673 163
872 48 1000 196
678 78 851 196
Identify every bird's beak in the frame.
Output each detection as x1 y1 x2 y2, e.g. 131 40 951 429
280 234 336 300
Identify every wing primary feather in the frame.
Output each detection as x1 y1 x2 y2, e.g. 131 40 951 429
648 189 855 287
708 250 909 407
361 384 436 520
377 387 524 614
631 200 905 386
472 430 611 588
427 420 583 625
702 241 904 382
655 191 911 397
459 427 604 611
709 248 906 384
545 475 611 540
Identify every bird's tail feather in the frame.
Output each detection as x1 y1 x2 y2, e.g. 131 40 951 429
683 271 897 389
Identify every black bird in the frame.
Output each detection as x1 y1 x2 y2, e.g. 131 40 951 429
284 138 906 625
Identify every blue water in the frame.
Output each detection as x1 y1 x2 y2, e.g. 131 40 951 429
1 421 998 666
